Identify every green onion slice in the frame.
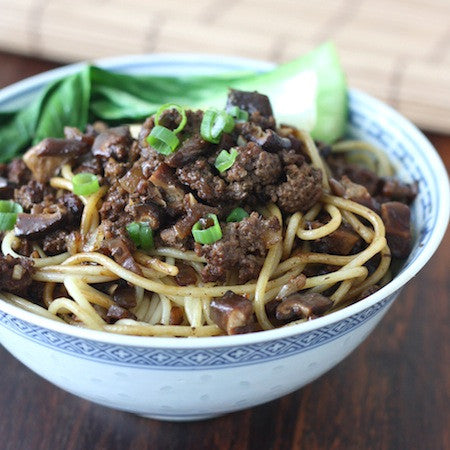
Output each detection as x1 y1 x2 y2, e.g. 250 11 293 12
0 200 23 231
226 207 249 222
214 148 239 173
192 214 222 245
201 110 235 143
72 173 100 196
154 103 187 134
147 125 180 155
227 106 249 122
126 222 154 250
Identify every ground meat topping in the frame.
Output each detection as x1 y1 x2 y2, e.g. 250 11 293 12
196 212 280 283
0 254 34 295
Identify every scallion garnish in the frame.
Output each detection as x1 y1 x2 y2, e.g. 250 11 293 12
155 103 187 134
72 173 100 196
214 148 239 173
192 214 222 245
126 222 154 250
227 105 249 122
147 125 180 155
226 207 249 222
201 109 235 143
0 200 23 231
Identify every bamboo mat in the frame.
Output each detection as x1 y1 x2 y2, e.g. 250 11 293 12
0 0 449 133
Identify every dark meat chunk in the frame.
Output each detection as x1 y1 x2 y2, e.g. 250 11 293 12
42 230 70 255
225 142 282 202
275 292 333 321
156 108 182 131
210 291 255 335
92 126 132 161
175 263 197 286
0 177 15 199
0 254 34 295
197 213 280 283
106 304 136 324
312 223 361 255
266 163 323 213
7 159 31 185
159 227 193 250
380 178 418 204
227 89 273 117
381 202 412 258
113 286 137 309
15 205 66 238
239 122 291 152
150 163 186 214
176 158 226 205
101 237 142 275
166 135 212 168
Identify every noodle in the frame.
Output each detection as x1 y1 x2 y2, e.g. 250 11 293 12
0 121 412 338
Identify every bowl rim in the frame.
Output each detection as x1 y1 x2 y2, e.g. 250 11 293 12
0 53 448 349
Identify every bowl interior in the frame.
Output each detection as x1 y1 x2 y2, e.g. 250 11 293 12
0 54 448 348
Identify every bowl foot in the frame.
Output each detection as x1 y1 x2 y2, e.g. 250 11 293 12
138 412 223 422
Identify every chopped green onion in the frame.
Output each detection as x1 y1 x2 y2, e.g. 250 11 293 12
227 106 249 122
192 214 222 245
0 200 22 231
126 222 154 250
72 173 100 196
147 125 180 155
201 109 235 143
226 207 249 222
155 103 187 134
214 148 239 172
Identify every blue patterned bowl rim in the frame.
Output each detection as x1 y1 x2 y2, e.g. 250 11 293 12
0 53 448 349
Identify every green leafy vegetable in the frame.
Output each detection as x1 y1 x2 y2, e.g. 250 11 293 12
0 42 347 163
72 172 100 196
126 222 154 250
214 148 239 172
0 200 23 231
147 125 180 155
226 207 249 222
192 214 222 244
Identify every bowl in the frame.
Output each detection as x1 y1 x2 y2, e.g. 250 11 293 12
0 55 448 422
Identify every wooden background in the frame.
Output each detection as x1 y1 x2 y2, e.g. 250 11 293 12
0 0 449 134
0 50 449 450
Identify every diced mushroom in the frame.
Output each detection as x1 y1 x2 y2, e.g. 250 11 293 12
101 238 142 276
106 304 136 324
169 306 184 325
15 205 66 238
381 178 418 204
174 263 197 286
23 138 89 182
239 122 291 152
275 292 333 321
166 134 211 168
0 176 15 199
210 291 255 335
339 175 379 211
149 163 186 214
227 89 273 117
113 286 137 309
92 126 132 160
312 224 361 255
381 201 412 258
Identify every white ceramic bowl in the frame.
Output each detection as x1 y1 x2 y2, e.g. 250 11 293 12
0 55 448 421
